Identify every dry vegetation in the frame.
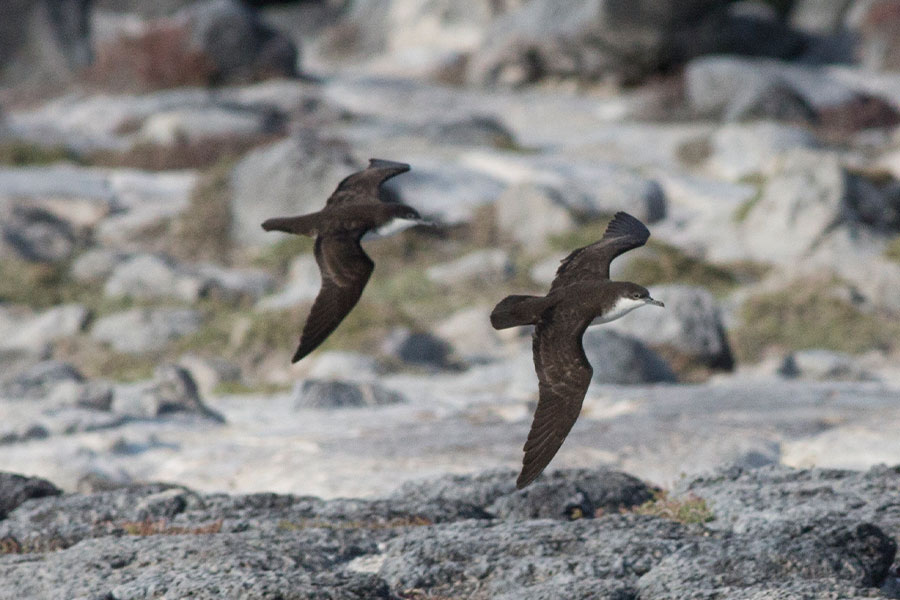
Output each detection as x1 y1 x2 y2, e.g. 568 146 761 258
732 278 900 361
629 490 715 524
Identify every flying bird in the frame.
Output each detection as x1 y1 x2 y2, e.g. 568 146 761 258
490 211 664 488
262 159 427 363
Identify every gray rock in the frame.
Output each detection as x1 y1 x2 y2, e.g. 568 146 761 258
790 0 854 35
255 254 321 311
193 263 275 305
183 0 298 83
176 354 241 396
306 352 380 381
434 306 504 362
779 349 874 381
466 0 727 87
724 78 818 124
494 183 575 250
229 134 356 247
739 149 886 264
0 473 61 520
294 379 405 409
91 308 203 354
705 121 818 182
0 466 898 598
69 248 127 282
582 330 678 385
606 285 734 370
384 159 506 225
425 249 514 285
0 304 88 356
380 327 453 368
463 151 667 223
111 365 224 422
0 361 84 399
0 203 76 263
0 0 92 90
103 254 203 303
137 106 275 146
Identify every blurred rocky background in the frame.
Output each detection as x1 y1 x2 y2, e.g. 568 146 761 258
3 0 900 597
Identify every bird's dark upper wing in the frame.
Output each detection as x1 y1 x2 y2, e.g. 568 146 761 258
325 159 410 207
549 212 650 291
517 304 593 489
291 235 373 362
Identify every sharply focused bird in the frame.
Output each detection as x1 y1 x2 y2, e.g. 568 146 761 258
261 159 427 363
490 211 665 488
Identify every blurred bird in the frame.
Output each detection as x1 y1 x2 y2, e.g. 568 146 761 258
262 159 428 363
490 212 664 488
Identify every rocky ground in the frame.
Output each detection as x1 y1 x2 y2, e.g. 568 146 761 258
3 0 900 597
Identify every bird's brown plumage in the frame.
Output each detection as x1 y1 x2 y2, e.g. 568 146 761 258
261 158 419 363
490 211 659 489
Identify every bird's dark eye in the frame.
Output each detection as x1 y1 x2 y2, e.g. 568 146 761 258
632 293 641 299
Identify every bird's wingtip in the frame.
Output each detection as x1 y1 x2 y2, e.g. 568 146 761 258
368 158 411 172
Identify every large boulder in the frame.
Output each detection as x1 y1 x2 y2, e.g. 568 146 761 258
494 183 575 251
582 330 677 385
229 134 356 247
606 285 734 370
91 308 203 354
293 379 405 410
0 305 88 357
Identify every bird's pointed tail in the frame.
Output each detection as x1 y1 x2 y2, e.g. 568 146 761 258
490 295 546 330
261 215 318 236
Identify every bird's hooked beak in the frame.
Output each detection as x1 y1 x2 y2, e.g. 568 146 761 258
645 297 665 308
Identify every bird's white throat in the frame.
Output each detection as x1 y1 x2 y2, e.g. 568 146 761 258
590 296 647 326
362 217 421 241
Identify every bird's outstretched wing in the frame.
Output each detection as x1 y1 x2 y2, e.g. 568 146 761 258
550 212 650 291
291 236 373 362
326 159 410 207
517 305 593 489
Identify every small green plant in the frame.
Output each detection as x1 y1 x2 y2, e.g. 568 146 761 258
120 518 223 536
631 490 714 524
170 160 235 263
885 236 900 263
622 241 748 296
0 140 81 166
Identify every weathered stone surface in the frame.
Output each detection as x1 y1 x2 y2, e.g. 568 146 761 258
705 122 818 182
0 0 92 90
494 182 575 250
91 308 203 354
0 473 61 520
103 253 202 303
0 361 84 399
111 365 224 422
779 349 875 381
426 248 514 285
0 203 76 263
294 379 405 410
70 248 127 282
434 306 505 362
230 134 355 246
606 285 734 370
256 254 321 311
0 305 88 357
380 327 453 368
582 330 677 385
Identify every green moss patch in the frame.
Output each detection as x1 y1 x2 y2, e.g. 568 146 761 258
631 490 714 524
885 236 900 263
732 279 900 362
0 140 81 166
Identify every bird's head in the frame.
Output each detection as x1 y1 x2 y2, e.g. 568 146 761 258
620 282 664 309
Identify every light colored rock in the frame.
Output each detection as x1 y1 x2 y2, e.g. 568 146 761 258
461 151 666 223
426 249 514 285
494 183 575 250
193 264 275 304
91 308 203 354
434 306 504 361
177 354 242 396
385 159 506 225
255 255 321 311
582 330 677 385
706 122 818 182
137 107 271 145
111 365 224 421
1 361 84 399
293 378 405 409
104 254 203 303
779 349 874 381
0 305 88 356
306 352 380 381
739 150 858 263
606 285 733 369
70 248 128 282
230 135 355 246
0 203 76 263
